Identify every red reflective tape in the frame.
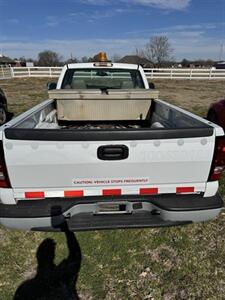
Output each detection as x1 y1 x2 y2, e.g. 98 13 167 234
139 188 158 195
102 189 122 196
25 192 45 199
176 187 194 194
64 190 84 197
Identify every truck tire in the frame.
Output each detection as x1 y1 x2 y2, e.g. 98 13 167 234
0 104 7 125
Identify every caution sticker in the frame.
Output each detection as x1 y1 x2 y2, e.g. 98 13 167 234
73 177 150 186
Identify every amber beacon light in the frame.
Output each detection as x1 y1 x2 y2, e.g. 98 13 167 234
98 52 108 62
94 52 113 67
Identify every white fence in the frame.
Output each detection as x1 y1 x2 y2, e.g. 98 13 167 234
1 66 225 80
0 65 13 79
12 67 62 78
144 68 225 80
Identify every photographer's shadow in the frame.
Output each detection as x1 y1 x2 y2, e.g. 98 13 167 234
13 220 82 300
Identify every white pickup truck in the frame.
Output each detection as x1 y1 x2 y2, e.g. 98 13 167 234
0 59 224 231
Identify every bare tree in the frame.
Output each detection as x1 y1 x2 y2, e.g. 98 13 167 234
64 56 79 64
135 47 144 58
140 36 174 67
181 58 190 68
37 50 63 66
81 56 88 63
111 54 122 62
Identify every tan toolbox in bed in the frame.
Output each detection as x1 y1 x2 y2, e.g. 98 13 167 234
48 89 159 121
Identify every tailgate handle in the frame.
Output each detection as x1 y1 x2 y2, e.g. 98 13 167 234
97 145 129 160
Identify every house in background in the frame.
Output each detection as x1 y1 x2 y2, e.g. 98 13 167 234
119 55 154 68
0 55 34 67
0 54 16 66
214 61 225 69
180 59 215 68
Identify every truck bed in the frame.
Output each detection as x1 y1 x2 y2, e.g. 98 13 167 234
3 97 216 133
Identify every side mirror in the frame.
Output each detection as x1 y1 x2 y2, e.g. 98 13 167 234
47 82 57 90
148 82 155 89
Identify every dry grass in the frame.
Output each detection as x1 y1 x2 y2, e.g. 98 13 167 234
0 77 225 300
152 79 225 116
0 77 54 115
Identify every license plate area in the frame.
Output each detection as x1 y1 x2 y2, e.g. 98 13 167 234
94 202 132 215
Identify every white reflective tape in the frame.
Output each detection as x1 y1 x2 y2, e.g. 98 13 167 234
45 191 64 198
14 183 205 200
84 189 102 196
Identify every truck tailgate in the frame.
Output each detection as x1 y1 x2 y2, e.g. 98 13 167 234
3 129 216 199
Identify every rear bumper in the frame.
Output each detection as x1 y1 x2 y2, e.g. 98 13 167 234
0 193 223 231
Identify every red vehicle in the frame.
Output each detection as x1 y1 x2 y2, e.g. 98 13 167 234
0 88 13 125
207 99 225 129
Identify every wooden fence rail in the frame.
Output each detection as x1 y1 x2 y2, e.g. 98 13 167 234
144 68 225 80
0 65 13 79
1 66 225 80
11 67 62 78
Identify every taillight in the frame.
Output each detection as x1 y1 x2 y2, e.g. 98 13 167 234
209 137 225 181
0 141 11 188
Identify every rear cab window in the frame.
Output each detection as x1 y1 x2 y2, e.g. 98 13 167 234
61 68 145 90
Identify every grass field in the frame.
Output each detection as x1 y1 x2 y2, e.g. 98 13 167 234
0 78 225 300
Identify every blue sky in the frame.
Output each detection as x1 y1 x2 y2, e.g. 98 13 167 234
0 0 225 60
